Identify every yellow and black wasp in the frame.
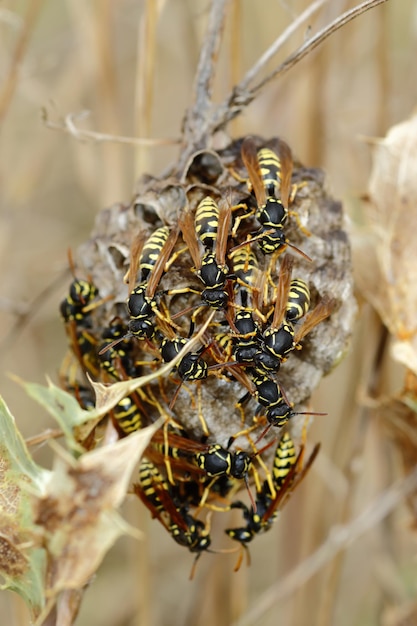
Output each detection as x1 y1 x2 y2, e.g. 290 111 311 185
225 433 320 559
126 225 179 339
60 250 100 328
147 430 253 484
156 317 209 385
134 458 212 570
147 428 275 513
179 196 232 309
98 318 138 380
248 368 294 428
228 245 263 365
237 365 327 436
240 138 310 259
60 279 99 327
255 255 308 373
111 395 146 435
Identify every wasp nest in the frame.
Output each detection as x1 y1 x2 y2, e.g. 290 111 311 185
67 136 354 445
59 135 355 554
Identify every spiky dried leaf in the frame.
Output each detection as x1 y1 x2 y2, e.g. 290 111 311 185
34 419 162 597
0 396 49 618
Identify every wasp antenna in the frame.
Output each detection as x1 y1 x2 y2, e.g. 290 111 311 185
224 310 238 333
67 247 77 277
286 241 312 262
254 437 277 457
233 544 251 572
207 545 240 555
244 473 257 513
169 380 183 410
98 333 133 356
189 552 202 581
254 422 272 446
170 303 201 320
229 229 275 254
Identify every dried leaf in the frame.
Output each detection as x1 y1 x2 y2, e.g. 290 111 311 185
12 376 93 453
359 113 417 373
12 313 215 447
34 418 162 597
0 395 49 618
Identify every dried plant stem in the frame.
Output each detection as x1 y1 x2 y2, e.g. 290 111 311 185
0 0 45 125
56 589 84 626
251 0 388 95
317 316 390 626
375 2 390 133
229 0 242 137
177 0 387 171
42 109 180 146
234 463 417 626
236 0 330 94
134 0 167 174
210 0 388 133
0 269 68 353
181 0 228 148
189 0 228 119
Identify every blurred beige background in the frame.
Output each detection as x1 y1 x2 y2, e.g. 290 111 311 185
1 1 416 625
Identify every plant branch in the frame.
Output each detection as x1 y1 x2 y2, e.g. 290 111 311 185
42 108 180 146
180 0 229 163
238 0 330 93
211 0 389 132
0 0 45 126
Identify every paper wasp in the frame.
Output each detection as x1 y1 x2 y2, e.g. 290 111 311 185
98 318 138 380
60 279 99 326
178 196 232 309
60 250 100 327
149 430 247 483
157 319 209 384
112 395 145 435
239 138 310 259
126 225 179 340
241 367 326 436
249 369 294 428
286 278 310 323
134 458 212 561
147 428 274 513
228 245 263 365
147 430 252 482
255 255 308 373
225 433 320 552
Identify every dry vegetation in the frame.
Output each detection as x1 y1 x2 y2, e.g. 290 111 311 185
1 1 417 625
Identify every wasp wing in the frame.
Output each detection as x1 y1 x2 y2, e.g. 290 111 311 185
241 137 267 207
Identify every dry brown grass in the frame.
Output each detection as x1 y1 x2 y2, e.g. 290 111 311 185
1 1 417 625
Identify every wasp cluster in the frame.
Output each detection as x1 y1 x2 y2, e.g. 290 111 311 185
59 136 355 567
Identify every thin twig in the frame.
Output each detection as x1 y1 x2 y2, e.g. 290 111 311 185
180 0 228 165
188 0 228 127
211 0 389 132
233 464 417 626
237 0 330 93
317 313 389 626
0 269 68 354
42 109 180 146
0 0 45 126
252 0 388 95
134 0 167 175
